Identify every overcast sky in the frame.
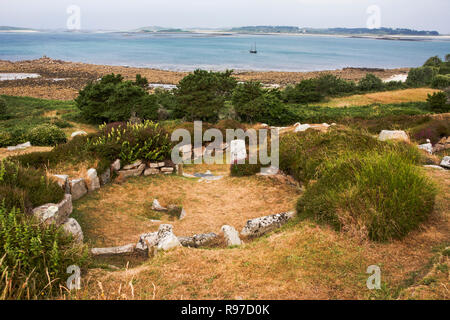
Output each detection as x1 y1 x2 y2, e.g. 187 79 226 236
1 0 449 33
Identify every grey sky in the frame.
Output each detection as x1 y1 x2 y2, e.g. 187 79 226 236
1 0 449 33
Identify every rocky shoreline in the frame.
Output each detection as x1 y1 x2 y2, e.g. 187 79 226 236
0 57 409 100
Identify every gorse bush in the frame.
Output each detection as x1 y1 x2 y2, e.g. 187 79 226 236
0 160 64 213
88 120 173 165
0 204 88 299
296 150 436 241
27 124 67 146
76 73 158 124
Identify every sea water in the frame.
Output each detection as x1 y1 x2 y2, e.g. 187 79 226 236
0 32 449 71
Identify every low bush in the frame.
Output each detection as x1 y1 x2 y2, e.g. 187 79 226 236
279 127 423 184
431 74 450 89
230 162 262 177
0 204 88 299
88 121 173 165
296 150 436 241
235 91 296 125
27 124 67 146
0 97 8 120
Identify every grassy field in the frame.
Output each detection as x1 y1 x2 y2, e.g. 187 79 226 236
316 88 440 108
0 95 97 147
66 168 448 300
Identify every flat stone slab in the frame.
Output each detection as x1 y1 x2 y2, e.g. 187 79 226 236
241 211 296 237
178 233 217 248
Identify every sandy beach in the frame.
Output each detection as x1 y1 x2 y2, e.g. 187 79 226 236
0 57 409 100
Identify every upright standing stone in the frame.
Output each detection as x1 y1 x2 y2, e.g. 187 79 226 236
86 168 100 192
221 225 242 246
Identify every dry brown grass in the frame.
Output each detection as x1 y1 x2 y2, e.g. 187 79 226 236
66 166 449 300
317 88 440 108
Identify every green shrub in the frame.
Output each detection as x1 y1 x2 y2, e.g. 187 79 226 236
76 74 158 123
0 160 65 213
427 92 449 112
423 56 443 68
279 127 423 184
358 74 384 91
0 97 8 120
230 163 262 177
446 54 450 63
51 117 73 128
232 81 264 108
431 74 450 89
0 204 88 299
174 69 237 122
296 150 436 241
406 66 439 87
27 124 67 146
88 121 173 164
235 91 296 125
11 135 91 169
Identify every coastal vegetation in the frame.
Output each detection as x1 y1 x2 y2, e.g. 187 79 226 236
229 26 440 36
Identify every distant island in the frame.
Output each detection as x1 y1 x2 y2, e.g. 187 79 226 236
228 26 440 36
0 25 443 37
